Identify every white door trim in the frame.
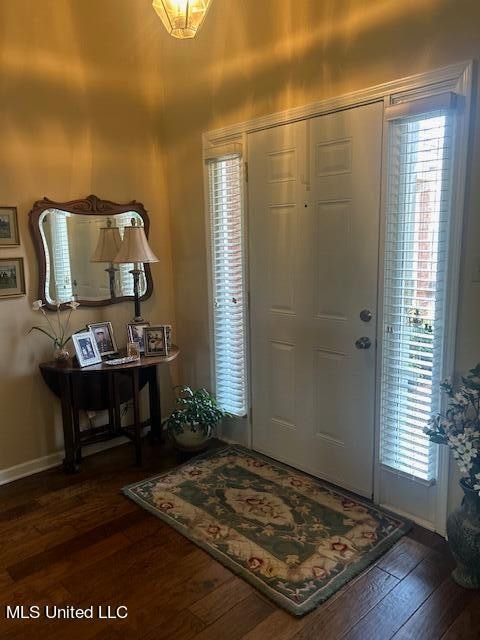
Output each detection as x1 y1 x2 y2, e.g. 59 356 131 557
203 61 472 147
203 60 473 534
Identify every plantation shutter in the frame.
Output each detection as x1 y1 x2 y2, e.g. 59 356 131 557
207 153 247 416
380 107 455 481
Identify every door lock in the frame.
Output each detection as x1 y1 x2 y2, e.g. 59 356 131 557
360 309 373 322
355 337 372 350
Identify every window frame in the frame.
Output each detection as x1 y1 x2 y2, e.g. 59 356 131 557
204 138 251 437
379 108 455 483
374 73 473 534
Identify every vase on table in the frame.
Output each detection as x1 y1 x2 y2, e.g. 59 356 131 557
53 345 70 364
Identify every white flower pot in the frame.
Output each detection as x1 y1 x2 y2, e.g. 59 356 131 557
172 423 212 453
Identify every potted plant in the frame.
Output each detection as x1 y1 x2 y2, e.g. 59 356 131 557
29 299 80 362
165 386 227 453
424 364 480 589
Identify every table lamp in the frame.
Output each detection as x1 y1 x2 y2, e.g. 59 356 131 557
113 218 158 321
91 219 122 299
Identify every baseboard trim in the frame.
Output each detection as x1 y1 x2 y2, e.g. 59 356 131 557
379 502 436 533
0 436 131 487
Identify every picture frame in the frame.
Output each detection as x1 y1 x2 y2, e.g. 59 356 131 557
162 324 172 350
126 321 150 354
0 257 26 298
87 321 118 357
126 341 141 360
0 207 19 246
144 326 168 357
72 330 102 368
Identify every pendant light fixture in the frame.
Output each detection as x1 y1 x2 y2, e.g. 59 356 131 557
152 0 213 39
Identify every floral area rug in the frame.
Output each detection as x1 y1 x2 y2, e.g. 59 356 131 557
122 446 410 616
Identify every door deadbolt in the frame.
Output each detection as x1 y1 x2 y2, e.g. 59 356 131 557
360 309 373 322
355 337 372 350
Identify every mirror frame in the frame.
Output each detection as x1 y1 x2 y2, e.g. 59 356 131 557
29 194 154 310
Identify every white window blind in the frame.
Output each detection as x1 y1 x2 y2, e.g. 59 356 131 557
51 210 73 302
380 109 455 481
208 154 247 416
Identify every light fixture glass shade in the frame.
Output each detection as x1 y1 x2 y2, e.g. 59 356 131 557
152 0 213 39
91 227 122 262
113 226 159 264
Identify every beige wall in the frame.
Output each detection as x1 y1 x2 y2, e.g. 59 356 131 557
0 1 175 471
159 0 480 512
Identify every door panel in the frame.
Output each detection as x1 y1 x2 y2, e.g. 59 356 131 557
249 103 383 497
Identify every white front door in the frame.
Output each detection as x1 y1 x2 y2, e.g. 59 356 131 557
248 103 383 497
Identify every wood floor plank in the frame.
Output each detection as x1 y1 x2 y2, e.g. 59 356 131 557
0 524 78 575
6 511 145 581
139 609 205 640
293 567 399 640
376 537 432 579
120 513 168 543
392 578 478 640
441 595 480 640
189 576 254 625
343 552 451 640
8 533 131 595
63 532 183 602
241 609 302 640
192 593 274 640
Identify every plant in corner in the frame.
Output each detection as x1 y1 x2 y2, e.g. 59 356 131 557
424 364 480 589
165 386 228 453
29 299 80 362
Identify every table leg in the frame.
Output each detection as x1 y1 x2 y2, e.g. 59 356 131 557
132 368 142 466
59 373 79 474
71 372 82 465
148 365 162 443
107 371 116 437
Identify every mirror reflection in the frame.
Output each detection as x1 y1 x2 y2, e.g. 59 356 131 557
40 209 147 304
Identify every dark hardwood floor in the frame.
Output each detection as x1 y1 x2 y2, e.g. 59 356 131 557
0 441 478 639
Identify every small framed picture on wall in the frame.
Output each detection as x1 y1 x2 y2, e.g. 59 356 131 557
0 258 25 298
0 207 20 246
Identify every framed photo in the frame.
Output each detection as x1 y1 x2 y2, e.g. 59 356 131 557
144 326 167 357
0 258 25 298
162 324 172 350
87 321 117 357
126 341 141 360
126 321 150 354
0 207 19 246
72 330 102 368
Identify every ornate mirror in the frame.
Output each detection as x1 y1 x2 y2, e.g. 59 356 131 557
29 195 153 309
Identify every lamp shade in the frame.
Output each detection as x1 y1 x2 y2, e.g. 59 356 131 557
152 0 213 39
91 227 122 262
113 226 159 264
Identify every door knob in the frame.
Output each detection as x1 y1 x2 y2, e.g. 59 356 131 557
355 337 372 350
360 309 373 322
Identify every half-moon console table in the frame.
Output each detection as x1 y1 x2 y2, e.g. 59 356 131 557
39 346 179 473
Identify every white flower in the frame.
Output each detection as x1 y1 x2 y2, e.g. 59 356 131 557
453 392 469 407
66 300 80 310
32 300 44 311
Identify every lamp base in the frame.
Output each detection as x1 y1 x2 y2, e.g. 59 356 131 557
131 267 144 323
